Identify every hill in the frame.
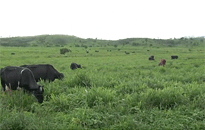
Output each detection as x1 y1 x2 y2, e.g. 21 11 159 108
0 35 204 47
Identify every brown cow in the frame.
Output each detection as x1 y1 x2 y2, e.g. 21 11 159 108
158 59 166 66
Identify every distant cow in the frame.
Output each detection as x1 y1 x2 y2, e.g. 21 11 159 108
0 66 44 103
125 51 130 54
149 55 155 60
171 55 178 59
70 63 82 70
20 64 64 82
158 59 166 66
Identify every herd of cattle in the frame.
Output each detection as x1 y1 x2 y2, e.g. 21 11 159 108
0 55 178 103
149 55 179 66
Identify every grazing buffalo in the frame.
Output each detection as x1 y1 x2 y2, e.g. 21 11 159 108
0 68 4 75
0 66 44 103
20 64 64 82
171 55 178 59
70 63 82 70
125 51 130 54
149 55 155 60
158 59 166 66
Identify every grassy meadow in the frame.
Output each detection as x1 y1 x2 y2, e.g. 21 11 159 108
0 44 205 129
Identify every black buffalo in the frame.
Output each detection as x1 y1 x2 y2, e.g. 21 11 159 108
0 66 44 103
20 64 64 82
171 55 178 59
0 68 4 74
70 63 82 70
149 55 155 60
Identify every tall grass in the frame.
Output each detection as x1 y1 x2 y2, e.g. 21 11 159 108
0 45 204 129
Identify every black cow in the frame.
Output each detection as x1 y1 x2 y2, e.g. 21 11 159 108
171 55 178 59
149 55 155 60
0 68 4 75
20 64 64 82
0 66 44 103
70 63 82 70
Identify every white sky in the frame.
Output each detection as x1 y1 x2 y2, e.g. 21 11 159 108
0 0 204 40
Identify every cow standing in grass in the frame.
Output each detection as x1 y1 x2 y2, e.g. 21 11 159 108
70 63 82 70
149 55 155 60
171 55 178 59
20 64 64 82
0 66 44 103
158 59 166 66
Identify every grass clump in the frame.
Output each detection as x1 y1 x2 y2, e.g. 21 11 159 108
140 88 188 110
69 71 92 88
86 87 117 108
0 90 38 111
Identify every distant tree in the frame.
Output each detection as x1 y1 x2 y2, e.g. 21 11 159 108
37 35 46 45
132 42 139 46
81 44 88 49
53 38 66 46
60 48 71 54
180 37 184 40
145 38 148 43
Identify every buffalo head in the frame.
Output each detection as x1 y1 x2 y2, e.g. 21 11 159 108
33 85 44 103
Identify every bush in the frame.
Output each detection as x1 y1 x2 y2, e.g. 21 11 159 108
60 48 71 54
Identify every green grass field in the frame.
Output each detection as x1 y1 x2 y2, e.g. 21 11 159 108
0 45 205 129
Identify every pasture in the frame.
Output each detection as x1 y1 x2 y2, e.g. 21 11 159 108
0 45 205 129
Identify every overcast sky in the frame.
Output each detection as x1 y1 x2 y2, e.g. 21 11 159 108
1 0 204 40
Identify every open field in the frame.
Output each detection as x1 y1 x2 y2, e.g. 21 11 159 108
0 44 205 129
